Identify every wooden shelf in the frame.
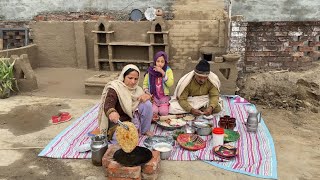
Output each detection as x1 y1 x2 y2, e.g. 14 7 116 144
92 30 114 34
96 43 108 45
108 42 151 46
147 31 169 34
98 59 109 62
110 59 151 63
151 43 168 45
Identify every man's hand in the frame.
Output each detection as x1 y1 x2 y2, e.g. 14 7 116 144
203 106 213 116
138 93 151 102
191 108 204 116
108 111 120 123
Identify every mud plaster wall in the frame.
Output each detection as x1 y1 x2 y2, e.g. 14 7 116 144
0 44 38 69
29 19 227 70
30 21 87 68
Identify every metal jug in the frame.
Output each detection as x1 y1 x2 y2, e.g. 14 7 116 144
91 134 108 166
246 110 261 133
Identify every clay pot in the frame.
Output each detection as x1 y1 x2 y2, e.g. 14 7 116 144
155 9 163 16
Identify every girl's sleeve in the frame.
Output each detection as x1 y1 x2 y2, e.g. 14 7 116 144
164 68 174 87
143 73 149 91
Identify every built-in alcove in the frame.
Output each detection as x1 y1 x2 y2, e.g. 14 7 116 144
153 45 165 55
155 24 162 32
98 45 108 59
97 24 106 43
203 53 213 61
93 16 169 70
219 68 230 79
112 46 149 61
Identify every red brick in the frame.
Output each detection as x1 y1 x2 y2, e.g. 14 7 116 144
102 144 120 168
107 161 141 178
108 177 141 180
141 151 160 175
298 46 315 52
289 41 304 46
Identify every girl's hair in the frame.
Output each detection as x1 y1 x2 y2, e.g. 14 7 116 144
123 68 139 78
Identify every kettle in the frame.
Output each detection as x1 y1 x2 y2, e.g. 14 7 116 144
90 134 108 166
246 109 261 133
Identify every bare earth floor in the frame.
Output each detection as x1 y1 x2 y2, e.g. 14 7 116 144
0 68 319 180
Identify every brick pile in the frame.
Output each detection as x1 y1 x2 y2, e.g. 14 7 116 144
102 144 161 180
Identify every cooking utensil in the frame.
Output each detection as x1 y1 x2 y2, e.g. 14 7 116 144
246 109 261 132
153 142 172 160
117 120 129 130
91 134 108 166
143 135 174 149
113 146 152 167
194 122 212 136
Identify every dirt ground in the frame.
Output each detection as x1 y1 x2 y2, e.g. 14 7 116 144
0 67 319 180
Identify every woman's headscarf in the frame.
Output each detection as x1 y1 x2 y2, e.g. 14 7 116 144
147 51 168 98
98 64 144 133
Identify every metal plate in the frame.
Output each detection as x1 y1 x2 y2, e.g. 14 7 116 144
143 135 174 149
130 9 143 21
156 119 186 131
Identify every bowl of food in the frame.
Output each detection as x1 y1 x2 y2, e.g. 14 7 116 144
153 142 173 160
194 122 212 136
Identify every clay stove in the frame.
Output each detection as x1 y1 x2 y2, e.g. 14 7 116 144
102 144 161 180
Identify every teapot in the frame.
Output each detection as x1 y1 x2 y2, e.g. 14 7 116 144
246 109 261 133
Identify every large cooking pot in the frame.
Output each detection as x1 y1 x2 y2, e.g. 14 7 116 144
113 146 152 167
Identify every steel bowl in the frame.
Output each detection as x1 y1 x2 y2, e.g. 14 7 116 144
153 142 173 160
194 122 213 136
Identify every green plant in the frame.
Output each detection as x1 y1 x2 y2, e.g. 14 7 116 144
0 57 16 98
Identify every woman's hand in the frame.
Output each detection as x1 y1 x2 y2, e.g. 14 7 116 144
108 111 120 123
153 66 165 76
138 93 152 102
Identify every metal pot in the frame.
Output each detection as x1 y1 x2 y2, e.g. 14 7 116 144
153 142 173 160
194 122 212 136
90 134 108 166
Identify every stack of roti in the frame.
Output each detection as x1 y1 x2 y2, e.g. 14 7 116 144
115 121 139 153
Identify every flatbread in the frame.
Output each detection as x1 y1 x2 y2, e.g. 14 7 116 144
115 121 139 153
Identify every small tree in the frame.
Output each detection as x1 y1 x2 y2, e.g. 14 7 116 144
0 58 16 98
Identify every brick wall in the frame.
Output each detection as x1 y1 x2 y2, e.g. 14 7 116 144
0 21 33 50
244 21 320 72
168 20 226 69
